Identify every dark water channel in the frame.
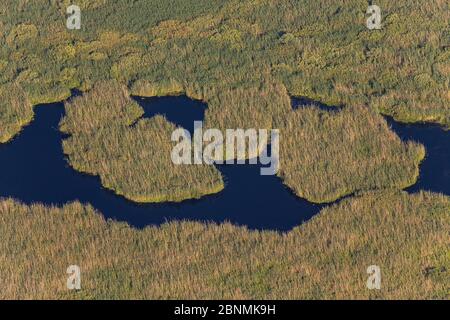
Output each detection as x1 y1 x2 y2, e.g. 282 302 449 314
0 96 447 231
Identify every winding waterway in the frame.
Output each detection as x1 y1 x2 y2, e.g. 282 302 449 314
0 96 447 231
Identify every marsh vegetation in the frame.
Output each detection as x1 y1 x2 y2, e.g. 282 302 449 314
0 0 448 300
0 191 448 299
279 104 425 203
58 80 427 204
1 0 448 202
1 0 448 141
60 82 224 203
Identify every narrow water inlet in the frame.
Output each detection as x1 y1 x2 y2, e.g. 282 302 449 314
385 117 449 195
0 99 323 231
0 97 447 231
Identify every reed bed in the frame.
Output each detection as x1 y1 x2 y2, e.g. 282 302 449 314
278 104 425 203
61 81 224 203
0 0 448 145
0 83 33 143
0 0 448 299
0 191 447 299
